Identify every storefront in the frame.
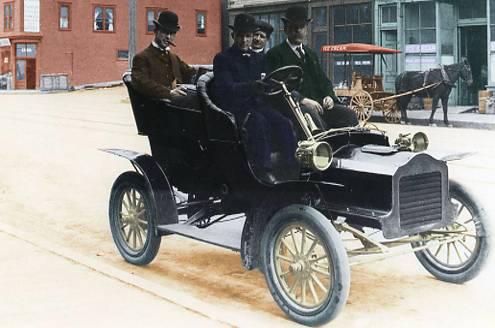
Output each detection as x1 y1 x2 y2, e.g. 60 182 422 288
375 0 491 105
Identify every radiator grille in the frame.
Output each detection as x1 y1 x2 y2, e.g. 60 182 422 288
399 172 442 230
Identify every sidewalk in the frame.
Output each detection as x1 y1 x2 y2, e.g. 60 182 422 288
0 231 226 328
370 106 495 129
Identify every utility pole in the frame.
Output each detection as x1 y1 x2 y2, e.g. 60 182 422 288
128 0 137 68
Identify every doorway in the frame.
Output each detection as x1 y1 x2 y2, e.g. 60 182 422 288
459 26 487 105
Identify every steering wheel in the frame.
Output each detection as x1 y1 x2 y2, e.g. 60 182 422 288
258 65 303 96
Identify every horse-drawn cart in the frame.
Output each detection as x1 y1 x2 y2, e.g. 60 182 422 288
321 43 402 124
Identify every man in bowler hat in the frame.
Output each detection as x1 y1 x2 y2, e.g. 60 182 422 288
132 11 196 102
266 5 358 130
252 20 274 53
212 13 297 182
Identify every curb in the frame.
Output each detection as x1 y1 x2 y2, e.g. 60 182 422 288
369 115 495 130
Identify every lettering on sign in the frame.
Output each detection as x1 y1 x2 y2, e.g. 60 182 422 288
321 45 347 52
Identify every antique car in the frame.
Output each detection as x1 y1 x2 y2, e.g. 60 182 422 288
102 66 490 326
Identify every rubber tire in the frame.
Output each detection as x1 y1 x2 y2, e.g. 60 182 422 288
413 180 490 284
109 171 161 266
260 205 350 326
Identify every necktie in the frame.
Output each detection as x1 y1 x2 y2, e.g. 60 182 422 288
296 46 305 62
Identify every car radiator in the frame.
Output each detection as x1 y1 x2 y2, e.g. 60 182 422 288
399 171 443 230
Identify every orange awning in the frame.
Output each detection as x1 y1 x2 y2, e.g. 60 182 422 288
321 43 401 54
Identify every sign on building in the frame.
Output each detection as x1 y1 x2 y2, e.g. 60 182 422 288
24 0 40 33
0 38 11 47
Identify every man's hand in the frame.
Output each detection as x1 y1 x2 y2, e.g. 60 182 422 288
322 96 334 110
170 86 187 98
300 97 323 114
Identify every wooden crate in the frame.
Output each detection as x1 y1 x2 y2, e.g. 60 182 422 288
479 90 493 114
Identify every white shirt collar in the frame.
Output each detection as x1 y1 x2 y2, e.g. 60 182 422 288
286 39 304 58
251 47 264 53
152 41 170 52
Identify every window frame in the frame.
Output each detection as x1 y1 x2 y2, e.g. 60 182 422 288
58 2 71 31
117 49 129 61
145 7 167 34
93 4 116 33
4 2 14 32
196 10 207 36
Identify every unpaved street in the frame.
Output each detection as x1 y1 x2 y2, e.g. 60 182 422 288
0 88 494 327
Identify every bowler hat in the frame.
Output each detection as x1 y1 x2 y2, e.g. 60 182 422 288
255 20 274 37
153 11 180 33
229 13 257 33
281 5 312 26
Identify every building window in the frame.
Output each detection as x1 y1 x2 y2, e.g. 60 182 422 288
404 2 437 71
59 3 71 30
332 3 373 84
16 43 37 58
4 2 13 31
381 5 397 24
146 8 167 33
404 2 436 46
117 49 128 60
94 6 114 32
459 0 486 20
196 11 206 35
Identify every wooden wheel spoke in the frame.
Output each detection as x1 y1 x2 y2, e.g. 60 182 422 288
458 239 474 256
434 243 443 257
281 238 297 258
308 279 319 304
311 273 328 293
277 254 294 263
311 265 330 277
302 278 307 305
452 242 463 263
290 229 300 255
300 228 306 255
289 275 301 294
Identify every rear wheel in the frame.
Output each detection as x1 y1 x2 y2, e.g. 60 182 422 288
261 205 350 326
383 100 401 124
109 171 161 265
413 181 490 283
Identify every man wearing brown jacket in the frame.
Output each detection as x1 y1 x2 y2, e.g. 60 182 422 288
132 11 196 101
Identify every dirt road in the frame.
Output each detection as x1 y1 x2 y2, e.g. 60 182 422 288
0 88 494 327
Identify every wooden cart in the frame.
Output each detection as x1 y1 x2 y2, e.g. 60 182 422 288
321 43 401 124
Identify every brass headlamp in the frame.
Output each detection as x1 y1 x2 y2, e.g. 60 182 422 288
394 132 429 152
296 140 333 171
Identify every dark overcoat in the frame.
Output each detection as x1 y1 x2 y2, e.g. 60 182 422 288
212 46 264 118
131 45 196 99
266 42 338 104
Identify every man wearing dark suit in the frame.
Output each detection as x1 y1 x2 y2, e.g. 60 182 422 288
131 11 198 174
266 6 358 129
132 11 196 102
212 13 297 181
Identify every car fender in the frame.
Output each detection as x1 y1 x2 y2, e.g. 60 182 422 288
100 149 178 230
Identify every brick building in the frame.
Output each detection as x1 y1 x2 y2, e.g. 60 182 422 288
0 0 222 90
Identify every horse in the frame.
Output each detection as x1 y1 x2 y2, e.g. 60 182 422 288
395 60 473 126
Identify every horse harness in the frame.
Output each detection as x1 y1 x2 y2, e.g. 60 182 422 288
422 65 454 97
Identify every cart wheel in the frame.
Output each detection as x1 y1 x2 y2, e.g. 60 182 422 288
412 181 490 283
383 100 401 124
261 205 350 326
350 90 373 123
109 171 161 265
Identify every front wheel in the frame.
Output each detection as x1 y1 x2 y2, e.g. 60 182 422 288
109 171 161 265
260 205 350 326
412 181 490 283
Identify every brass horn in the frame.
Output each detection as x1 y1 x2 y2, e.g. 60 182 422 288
304 113 323 135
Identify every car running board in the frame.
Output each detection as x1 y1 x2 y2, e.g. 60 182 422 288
157 222 242 251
